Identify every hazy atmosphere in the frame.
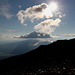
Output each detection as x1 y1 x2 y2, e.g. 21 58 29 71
0 0 75 60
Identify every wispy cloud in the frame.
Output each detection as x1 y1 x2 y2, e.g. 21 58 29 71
56 33 75 40
61 34 75 36
33 38 54 46
0 29 17 39
0 33 15 39
7 29 17 33
60 34 75 38
0 0 13 18
0 28 17 32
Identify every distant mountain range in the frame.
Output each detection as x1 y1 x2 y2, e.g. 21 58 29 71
0 38 75 75
0 39 50 60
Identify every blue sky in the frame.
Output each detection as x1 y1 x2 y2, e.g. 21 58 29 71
0 0 75 40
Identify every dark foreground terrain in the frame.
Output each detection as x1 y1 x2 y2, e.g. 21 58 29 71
0 38 75 75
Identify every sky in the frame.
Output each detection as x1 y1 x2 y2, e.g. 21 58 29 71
0 0 75 40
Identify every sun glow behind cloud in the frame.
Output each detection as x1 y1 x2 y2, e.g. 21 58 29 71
49 2 58 11
43 2 58 18
17 2 59 24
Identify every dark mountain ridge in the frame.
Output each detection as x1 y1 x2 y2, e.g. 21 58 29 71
0 38 75 75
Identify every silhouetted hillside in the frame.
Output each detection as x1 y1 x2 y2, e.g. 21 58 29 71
0 38 75 75
0 39 50 60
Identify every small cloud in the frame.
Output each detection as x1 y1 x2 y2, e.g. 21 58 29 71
57 12 66 18
37 34 41 37
59 14 66 18
0 0 13 18
18 5 22 8
24 24 27 26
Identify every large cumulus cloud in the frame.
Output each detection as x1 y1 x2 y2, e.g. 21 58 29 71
17 3 53 24
34 18 61 34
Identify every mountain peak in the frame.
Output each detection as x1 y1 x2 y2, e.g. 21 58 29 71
19 31 51 38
